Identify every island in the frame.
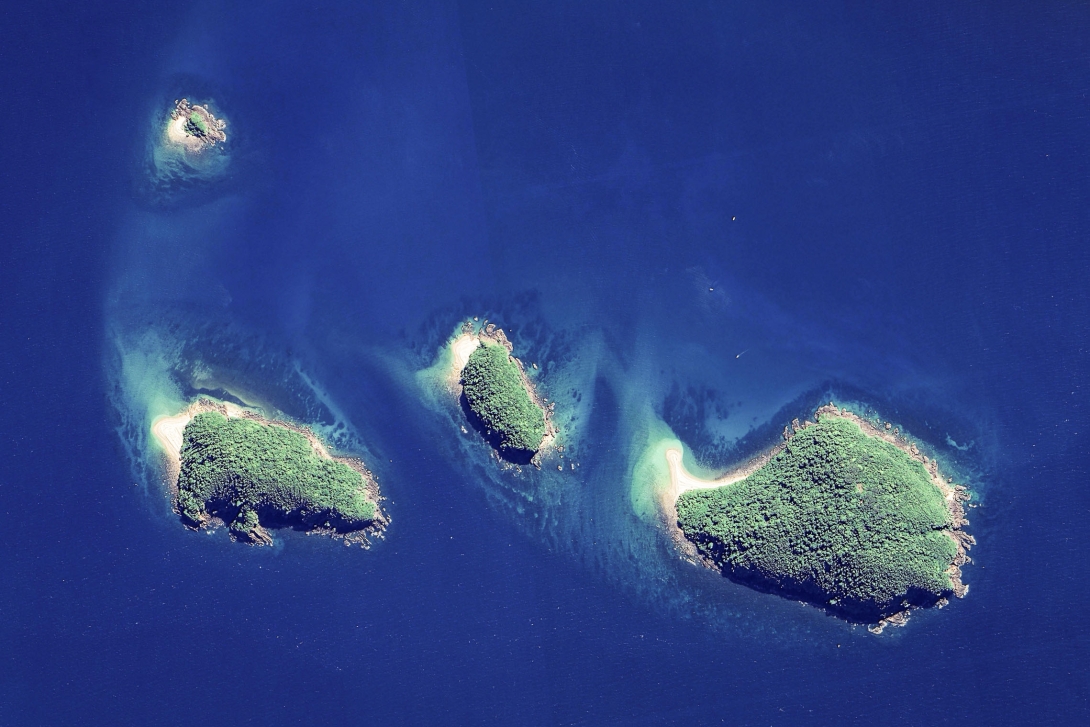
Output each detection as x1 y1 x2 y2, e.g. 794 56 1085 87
166 98 227 153
141 96 231 204
151 399 386 546
667 404 973 631
450 321 555 465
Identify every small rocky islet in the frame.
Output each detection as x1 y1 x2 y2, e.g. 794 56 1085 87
141 96 231 206
170 98 227 150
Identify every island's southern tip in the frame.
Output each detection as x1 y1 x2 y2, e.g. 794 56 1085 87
150 398 386 547
659 403 974 631
446 320 555 466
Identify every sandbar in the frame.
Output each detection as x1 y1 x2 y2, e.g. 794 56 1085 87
659 442 784 533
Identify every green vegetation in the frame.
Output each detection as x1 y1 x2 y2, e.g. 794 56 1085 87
178 411 376 541
461 340 546 457
676 415 957 620
185 111 209 136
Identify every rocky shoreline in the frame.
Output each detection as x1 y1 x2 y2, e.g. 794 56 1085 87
803 404 974 632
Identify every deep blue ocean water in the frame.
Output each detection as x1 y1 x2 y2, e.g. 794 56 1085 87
2 1 1088 724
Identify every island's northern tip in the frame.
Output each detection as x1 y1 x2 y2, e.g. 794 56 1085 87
151 397 386 547
653 403 974 631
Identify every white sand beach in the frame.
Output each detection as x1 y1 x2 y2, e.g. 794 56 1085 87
150 400 247 483
150 409 191 484
446 332 481 391
165 115 205 152
666 448 742 495
451 333 480 374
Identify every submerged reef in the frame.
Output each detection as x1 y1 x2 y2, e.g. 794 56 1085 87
455 322 555 465
660 382 738 469
673 405 973 629
163 400 385 546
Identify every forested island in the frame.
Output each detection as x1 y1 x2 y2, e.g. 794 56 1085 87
670 404 973 630
451 322 554 465
153 400 385 546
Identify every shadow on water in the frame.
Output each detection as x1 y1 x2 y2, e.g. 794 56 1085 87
702 560 947 625
457 391 537 465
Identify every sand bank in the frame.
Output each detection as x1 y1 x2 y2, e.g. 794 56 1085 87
665 446 780 498
659 442 785 529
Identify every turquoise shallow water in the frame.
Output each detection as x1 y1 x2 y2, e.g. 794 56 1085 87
1 0 1088 724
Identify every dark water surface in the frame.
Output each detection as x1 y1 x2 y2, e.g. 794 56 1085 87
2 1 1088 724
